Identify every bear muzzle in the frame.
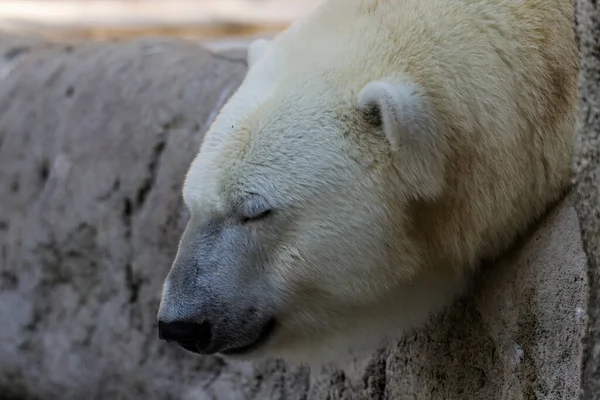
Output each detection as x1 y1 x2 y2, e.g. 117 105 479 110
157 218 279 356
157 320 212 353
157 314 277 356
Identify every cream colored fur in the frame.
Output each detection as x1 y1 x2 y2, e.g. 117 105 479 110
169 0 578 365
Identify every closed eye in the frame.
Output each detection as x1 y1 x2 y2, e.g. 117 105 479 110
241 209 273 224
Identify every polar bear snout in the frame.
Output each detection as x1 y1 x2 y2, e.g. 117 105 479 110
157 302 277 356
157 314 276 356
157 320 212 352
157 219 279 357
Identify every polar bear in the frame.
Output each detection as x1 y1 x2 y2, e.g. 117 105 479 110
157 0 578 365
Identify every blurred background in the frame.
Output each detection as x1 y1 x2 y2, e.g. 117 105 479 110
0 0 321 49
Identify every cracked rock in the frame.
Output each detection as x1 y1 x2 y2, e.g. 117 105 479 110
572 0 600 398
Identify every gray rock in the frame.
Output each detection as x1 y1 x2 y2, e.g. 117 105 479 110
0 35 588 399
572 0 600 399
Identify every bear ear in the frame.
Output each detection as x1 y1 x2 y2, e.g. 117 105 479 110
357 80 447 200
247 38 270 67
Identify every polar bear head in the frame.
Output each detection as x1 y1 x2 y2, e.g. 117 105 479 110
157 24 459 365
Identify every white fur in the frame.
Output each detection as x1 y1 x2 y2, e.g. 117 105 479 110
161 0 578 366
358 80 446 199
247 38 270 67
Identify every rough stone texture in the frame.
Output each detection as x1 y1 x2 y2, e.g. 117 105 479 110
0 36 588 399
573 0 600 399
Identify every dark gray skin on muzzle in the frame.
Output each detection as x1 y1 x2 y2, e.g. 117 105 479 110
157 215 277 356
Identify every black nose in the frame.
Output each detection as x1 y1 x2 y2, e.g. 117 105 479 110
158 320 212 353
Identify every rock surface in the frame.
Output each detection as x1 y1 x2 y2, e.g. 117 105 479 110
572 0 600 399
0 36 589 400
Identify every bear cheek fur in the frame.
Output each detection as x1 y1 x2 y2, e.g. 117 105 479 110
250 119 427 343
